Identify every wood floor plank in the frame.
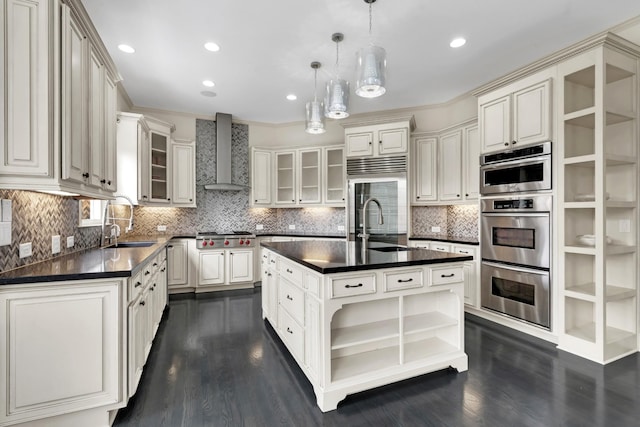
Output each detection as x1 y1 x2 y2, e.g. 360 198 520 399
114 290 640 427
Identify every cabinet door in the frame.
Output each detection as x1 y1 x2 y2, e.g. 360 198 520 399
167 241 188 287
480 95 511 153
198 251 225 285
378 127 408 155
275 151 296 204
345 131 374 157
463 125 480 200
88 44 105 188
305 296 320 382
298 149 321 204
229 250 254 283
323 147 345 204
453 245 477 306
513 79 551 146
261 266 272 319
413 137 438 202
128 295 144 398
149 131 170 203
171 142 195 205
252 150 272 205
1 0 52 177
103 72 117 192
0 281 121 425
439 130 462 201
61 6 88 184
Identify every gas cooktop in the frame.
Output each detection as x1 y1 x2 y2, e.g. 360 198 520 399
195 231 255 249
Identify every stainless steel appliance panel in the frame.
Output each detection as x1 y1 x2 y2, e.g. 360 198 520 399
481 261 550 328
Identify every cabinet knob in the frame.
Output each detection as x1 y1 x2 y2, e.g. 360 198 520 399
140 301 146 306
168 198 171 201
291 199 295 202
286 327 293 334
504 142 509 146
416 196 420 199
100 179 106 184
143 195 148 199
189 199 193 202
134 281 142 288
465 193 469 197
369 141 372 145
82 172 89 178
456 194 460 197
299 199 302 202
512 141 517 145
255 200 258 203
108 180 112 185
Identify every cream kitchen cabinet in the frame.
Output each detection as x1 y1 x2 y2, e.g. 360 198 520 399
0 0 120 198
116 112 149 205
297 149 322 204
171 139 196 206
413 136 438 202
478 76 552 153
197 249 254 290
412 120 478 205
251 149 272 206
344 119 413 158
323 146 345 205
275 151 297 205
142 117 172 204
0 279 124 427
167 239 190 289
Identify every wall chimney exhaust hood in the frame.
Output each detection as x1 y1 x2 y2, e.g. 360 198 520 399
204 113 249 191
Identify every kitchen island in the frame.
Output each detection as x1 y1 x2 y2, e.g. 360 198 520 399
260 240 472 412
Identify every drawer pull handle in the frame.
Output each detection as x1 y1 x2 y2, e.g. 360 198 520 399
286 327 293 334
161 268 166 272
459 251 469 254
441 273 455 278
145 271 150 275
134 281 142 288
270 259 276 264
397 278 413 283
153 263 158 267
345 283 363 288
286 295 293 301
140 301 145 306
268 273 272 277
286 268 293 274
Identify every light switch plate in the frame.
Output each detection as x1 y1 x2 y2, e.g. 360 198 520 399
337 225 345 231
619 219 631 233
67 236 75 248
255 224 264 230
19 242 32 258
288 224 295 230
0 222 10 246
431 226 441 233
1 199 11 222
157 225 167 232
52 235 61 254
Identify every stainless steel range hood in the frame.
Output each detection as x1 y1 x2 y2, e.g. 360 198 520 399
204 113 248 191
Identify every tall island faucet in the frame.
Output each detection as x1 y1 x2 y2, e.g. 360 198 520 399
358 197 384 259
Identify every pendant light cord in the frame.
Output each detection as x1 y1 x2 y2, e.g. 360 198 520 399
313 68 318 102
369 1 373 36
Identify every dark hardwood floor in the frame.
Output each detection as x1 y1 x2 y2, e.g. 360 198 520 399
114 289 640 427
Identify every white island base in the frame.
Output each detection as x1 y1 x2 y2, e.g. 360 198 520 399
261 247 469 412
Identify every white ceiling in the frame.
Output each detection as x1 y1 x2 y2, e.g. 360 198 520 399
82 0 640 124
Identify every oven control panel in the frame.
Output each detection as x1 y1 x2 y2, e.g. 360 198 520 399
493 199 534 210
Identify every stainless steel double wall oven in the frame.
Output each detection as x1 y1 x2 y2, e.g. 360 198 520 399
480 142 552 329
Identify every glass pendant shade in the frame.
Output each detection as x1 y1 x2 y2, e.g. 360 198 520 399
305 100 326 134
355 45 386 98
324 78 350 119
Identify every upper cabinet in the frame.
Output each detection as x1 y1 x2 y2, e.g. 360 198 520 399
412 120 478 205
171 139 196 206
0 0 120 198
344 118 415 158
478 76 552 153
251 145 344 208
144 118 172 204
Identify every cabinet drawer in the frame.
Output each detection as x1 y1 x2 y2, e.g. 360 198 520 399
453 245 476 259
279 278 305 324
330 274 376 298
279 306 304 361
430 266 464 286
129 271 144 301
430 243 452 252
279 258 303 285
384 269 423 292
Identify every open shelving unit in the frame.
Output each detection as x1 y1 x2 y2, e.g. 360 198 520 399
558 41 639 364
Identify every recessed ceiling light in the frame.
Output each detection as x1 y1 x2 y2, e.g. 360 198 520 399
450 38 466 48
204 42 220 52
286 94 297 101
118 44 135 53
202 80 215 88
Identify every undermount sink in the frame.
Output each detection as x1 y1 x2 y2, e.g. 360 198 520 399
105 241 156 249
370 246 417 252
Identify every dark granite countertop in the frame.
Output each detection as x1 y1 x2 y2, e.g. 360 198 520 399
261 240 472 274
256 232 346 239
409 234 479 245
0 237 172 285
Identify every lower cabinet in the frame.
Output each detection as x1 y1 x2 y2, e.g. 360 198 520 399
261 249 467 412
197 249 254 290
0 279 123 427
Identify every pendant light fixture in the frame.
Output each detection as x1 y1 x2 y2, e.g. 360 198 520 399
305 61 326 134
324 33 350 119
355 0 386 98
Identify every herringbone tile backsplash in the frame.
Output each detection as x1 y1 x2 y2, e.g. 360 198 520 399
0 190 102 272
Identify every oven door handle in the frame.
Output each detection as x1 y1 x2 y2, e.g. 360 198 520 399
481 212 549 218
481 155 549 169
482 260 549 276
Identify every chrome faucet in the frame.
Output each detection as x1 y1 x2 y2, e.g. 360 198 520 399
101 195 135 247
357 197 384 252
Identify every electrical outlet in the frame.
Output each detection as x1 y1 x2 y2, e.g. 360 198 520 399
431 226 441 233
52 235 61 254
19 242 32 258
619 219 631 233
157 225 167 232
337 225 345 231
288 224 296 230
256 224 264 230
67 236 75 248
